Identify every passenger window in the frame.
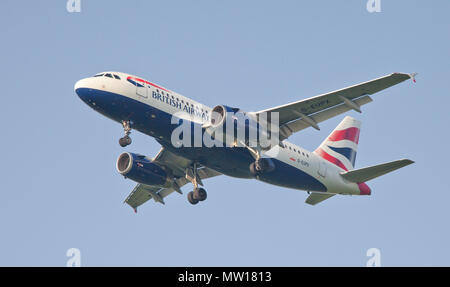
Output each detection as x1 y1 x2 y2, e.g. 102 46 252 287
105 73 112 78
113 74 121 80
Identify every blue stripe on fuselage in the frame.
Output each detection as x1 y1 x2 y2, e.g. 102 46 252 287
257 159 327 192
76 88 327 192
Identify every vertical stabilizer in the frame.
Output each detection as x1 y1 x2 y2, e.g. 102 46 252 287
314 116 361 171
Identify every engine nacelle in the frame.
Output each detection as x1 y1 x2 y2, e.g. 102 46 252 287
208 105 244 146
208 104 274 149
210 105 240 128
116 152 169 186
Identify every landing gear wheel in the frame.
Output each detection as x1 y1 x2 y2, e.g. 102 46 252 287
193 188 207 201
187 191 199 205
119 120 132 147
119 136 132 147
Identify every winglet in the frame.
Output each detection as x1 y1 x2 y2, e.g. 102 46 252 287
410 73 418 83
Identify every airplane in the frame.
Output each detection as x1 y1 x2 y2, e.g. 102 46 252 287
74 71 416 212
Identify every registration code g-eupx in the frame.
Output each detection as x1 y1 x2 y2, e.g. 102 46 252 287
178 271 272 285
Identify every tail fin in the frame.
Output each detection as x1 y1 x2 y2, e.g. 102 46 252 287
314 116 360 171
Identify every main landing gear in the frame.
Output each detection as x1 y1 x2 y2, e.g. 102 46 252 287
186 163 208 205
248 147 275 177
249 158 275 176
119 120 132 147
187 187 207 205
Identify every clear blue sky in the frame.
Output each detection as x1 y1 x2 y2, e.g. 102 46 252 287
0 0 449 266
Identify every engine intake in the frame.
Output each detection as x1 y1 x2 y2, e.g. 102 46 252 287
116 152 169 186
210 105 240 128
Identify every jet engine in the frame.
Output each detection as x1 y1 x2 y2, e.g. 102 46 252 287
209 105 241 128
207 104 248 146
208 104 274 149
116 152 169 187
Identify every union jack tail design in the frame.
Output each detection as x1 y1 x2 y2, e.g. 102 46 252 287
314 116 361 171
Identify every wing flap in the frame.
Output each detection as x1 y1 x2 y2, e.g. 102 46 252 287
280 95 372 140
124 184 162 212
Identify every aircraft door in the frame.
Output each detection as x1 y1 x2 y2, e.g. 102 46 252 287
136 80 147 98
318 160 327 178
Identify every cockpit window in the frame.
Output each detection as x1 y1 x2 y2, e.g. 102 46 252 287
113 74 121 80
94 73 104 77
105 73 113 78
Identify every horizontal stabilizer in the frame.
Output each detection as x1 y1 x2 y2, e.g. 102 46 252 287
305 193 335 205
340 159 414 183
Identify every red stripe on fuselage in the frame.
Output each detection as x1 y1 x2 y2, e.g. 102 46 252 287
127 76 170 92
315 148 348 171
328 127 360 144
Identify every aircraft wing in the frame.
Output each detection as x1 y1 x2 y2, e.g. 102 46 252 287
123 147 221 212
255 73 416 140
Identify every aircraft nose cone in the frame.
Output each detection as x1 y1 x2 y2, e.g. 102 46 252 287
74 78 92 102
74 78 88 94
74 79 81 92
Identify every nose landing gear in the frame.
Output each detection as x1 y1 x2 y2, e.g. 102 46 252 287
119 120 132 147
